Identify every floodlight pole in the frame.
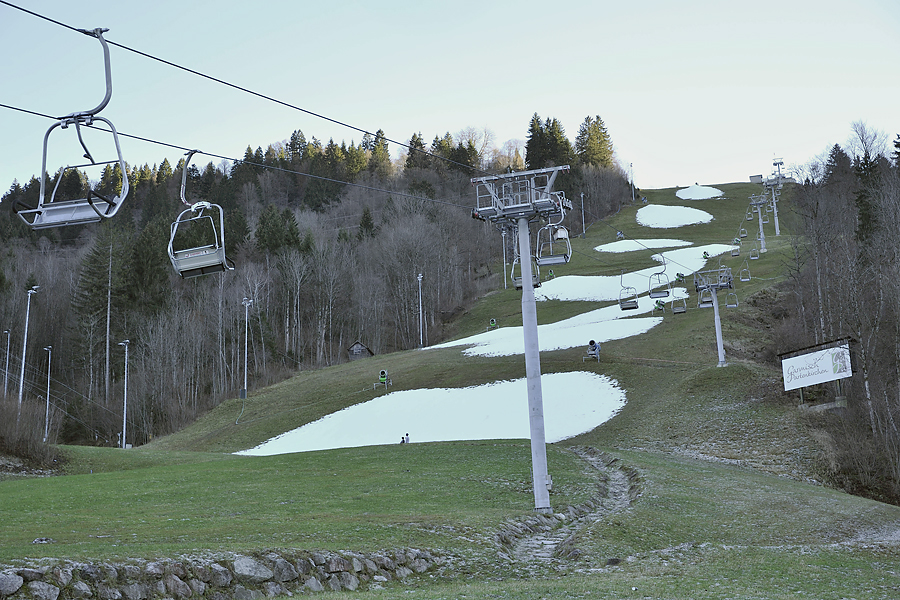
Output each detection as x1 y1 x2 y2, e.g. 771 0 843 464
118 339 129 449
43 346 51 443
417 273 424 348
241 297 253 399
3 329 9 398
580 192 586 238
630 163 635 205
17 285 39 425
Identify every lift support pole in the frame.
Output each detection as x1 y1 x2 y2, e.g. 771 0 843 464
471 166 571 513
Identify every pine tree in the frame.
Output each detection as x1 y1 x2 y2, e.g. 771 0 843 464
405 132 429 170
345 142 367 181
575 115 614 168
157 158 173 183
288 129 307 163
525 113 546 169
369 129 391 178
545 118 574 167
358 206 376 239
72 223 133 408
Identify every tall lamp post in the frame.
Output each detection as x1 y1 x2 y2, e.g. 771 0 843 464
118 340 129 449
3 329 10 398
417 273 424 348
17 285 40 423
241 298 253 399
43 346 51 442
630 163 636 204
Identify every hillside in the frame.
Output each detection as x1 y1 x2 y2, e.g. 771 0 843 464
2 182 900 599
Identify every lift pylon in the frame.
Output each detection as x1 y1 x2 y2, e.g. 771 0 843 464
471 165 572 513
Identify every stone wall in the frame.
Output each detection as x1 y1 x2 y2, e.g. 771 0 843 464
0 549 440 600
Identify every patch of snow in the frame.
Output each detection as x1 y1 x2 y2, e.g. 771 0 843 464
636 205 713 228
675 184 724 200
594 239 692 253
235 372 627 455
535 244 732 303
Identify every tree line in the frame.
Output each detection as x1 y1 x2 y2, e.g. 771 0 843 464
0 114 631 457
782 123 900 503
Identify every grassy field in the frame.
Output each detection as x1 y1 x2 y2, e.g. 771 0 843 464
3 182 900 598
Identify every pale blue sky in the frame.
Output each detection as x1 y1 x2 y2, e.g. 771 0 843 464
1 0 898 196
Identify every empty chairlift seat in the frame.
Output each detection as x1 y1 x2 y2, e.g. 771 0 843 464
15 29 130 230
535 224 572 267
168 151 234 278
168 202 234 278
619 270 639 310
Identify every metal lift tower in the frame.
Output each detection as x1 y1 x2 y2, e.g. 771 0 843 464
765 158 784 236
748 193 769 254
694 267 735 367
471 166 571 512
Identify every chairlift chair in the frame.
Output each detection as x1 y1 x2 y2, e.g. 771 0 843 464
618 270 639 311
15 29 130 230
725 292 739 308
730 240 741 257
648 256 671 299
762 212 770 224
671 297 687 314
698 288 714 308
739 259 751 282
746 209 753 221
749 246 760 260
168 151 235 278
535 222 572 267
511 254 541 290
739 227 748 238
653 299 666 313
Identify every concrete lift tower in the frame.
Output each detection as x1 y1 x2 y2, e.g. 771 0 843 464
765 158 784 236
694 267 735 367
471 165 572 513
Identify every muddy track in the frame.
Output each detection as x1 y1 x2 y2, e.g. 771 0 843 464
495 446 640 565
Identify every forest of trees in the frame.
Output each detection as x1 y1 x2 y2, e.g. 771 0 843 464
780 124 900 503
0 115 632 456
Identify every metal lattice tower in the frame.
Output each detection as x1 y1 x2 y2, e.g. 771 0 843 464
471 166 571 513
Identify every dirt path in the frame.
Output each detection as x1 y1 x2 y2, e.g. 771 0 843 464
496 446 640 565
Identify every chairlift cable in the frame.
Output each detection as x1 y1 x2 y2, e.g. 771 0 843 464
0 101 471 210
0 0 493 180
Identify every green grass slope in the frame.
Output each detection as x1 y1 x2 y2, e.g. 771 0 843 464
3 183 900 599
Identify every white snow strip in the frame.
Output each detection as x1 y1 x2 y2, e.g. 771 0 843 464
675 184 724 200
535 244 732 303
636 205 714 228
235 372 627 455
594 238 692 253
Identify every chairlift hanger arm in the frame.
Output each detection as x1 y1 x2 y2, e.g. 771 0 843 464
180 149 202 207
59 28 113 121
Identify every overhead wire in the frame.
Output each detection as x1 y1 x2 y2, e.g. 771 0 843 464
0 101 471 210
0 0 491 180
